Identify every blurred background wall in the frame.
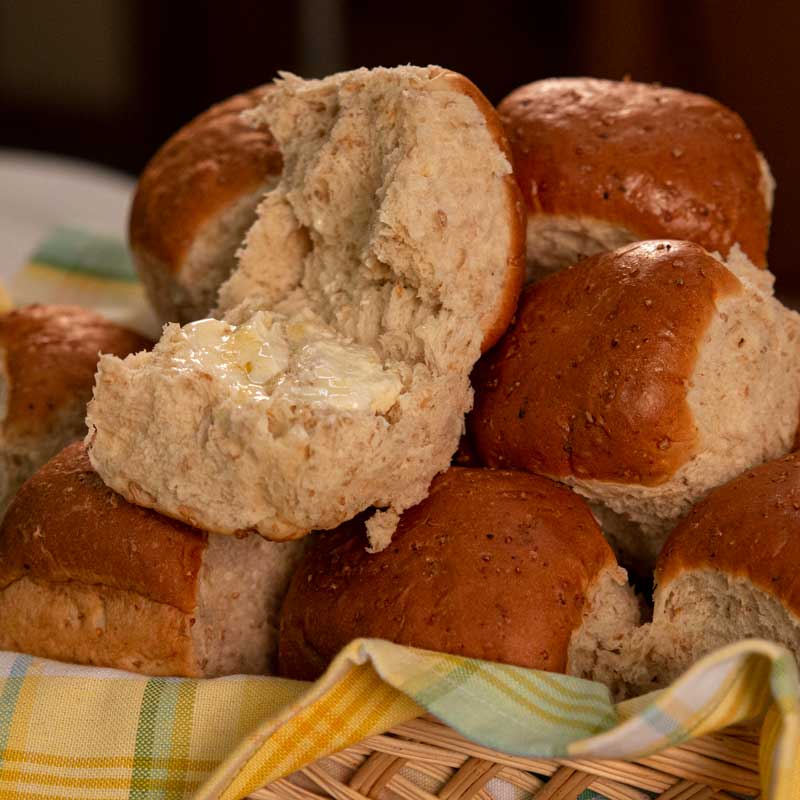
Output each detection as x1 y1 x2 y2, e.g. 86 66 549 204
1 0 799 287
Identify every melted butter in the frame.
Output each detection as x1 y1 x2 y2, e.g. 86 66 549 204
287 337 403 413
172 312 402 413
175 314 289 395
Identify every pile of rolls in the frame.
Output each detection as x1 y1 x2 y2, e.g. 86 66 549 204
1 68 799 698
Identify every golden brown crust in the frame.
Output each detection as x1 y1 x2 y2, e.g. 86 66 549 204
0 305 151 443
470 241 742 485
500 78 770 267
279 467 615 681
0 577 198 676
129 85 283 275
657 452 800 613
442 70 526 351
0 442 208 613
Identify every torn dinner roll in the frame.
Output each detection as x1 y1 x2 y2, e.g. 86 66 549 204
87 65 525 550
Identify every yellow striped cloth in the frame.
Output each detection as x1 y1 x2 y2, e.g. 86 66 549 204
0 231 798 799
0 639 797 800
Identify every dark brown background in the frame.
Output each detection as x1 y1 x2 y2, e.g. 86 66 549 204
1 0 799 289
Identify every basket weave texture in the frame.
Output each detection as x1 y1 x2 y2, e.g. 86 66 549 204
252 715 761 800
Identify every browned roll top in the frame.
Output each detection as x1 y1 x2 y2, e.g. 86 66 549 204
470 240 741 485
279 467 616 681
500 77 771 267
0 442 207 613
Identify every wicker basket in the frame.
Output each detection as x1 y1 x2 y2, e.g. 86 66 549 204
251 715 761 800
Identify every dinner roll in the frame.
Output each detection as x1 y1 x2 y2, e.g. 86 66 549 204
279 467 639 683
88 66 525 550
0 305 150 517
0 442 305 677
499 78 773 282
471 241 800 568
606 452 800 696
130 85 282 324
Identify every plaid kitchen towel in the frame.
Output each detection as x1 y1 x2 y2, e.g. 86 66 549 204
0 231 797 800
0 639 797 800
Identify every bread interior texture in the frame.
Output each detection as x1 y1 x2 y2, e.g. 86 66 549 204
87 66 515 547
170 183 276 323
194 532 304 676
584 571 800 698
524 215 637 283
0 576 196 675
567 566 641 698
567 251 800 570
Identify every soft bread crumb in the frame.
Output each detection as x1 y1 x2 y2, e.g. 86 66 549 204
721 242 774 293
524 215 637 283
593 571 800 698
567 566 640 699
182 185 276 321
195 532 306 675
87 66 521 541
0 577 198 675
364 508 399 553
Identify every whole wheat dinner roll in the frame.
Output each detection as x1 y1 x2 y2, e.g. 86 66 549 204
602 452 800 696
87 66 525 550
0 442 305 677
130 85 282 324
279 467 639 683
471 240 800 568
0 305 150 517
499 78 774 282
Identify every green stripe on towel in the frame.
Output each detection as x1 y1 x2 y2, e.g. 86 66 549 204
30 227 137 282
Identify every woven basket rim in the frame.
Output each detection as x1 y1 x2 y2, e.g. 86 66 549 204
252 714 761 800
